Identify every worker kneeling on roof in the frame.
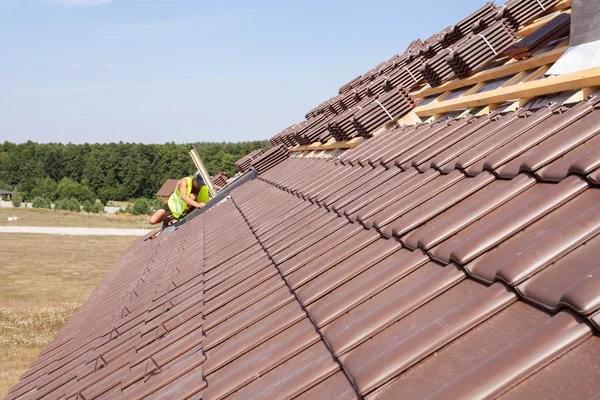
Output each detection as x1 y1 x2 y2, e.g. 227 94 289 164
149 172 209 226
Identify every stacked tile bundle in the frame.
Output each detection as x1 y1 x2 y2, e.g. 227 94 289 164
505 13 570 59
329 95 346 115
438 2 498 47
235 149 265 173
388 56 426 91
420 34 473 86
338 75 362 95
301 118 332 145
305 106 322 119
270 126 298 147
406 39 427 61
249 144 290 175
448 19 518 79
318 128 333 143
293 114 327 145
497 0 560 28
340 88 363 110
328 106 361 142
360 70 378 85
328 98 373 142
211 172 228 187
419 33 445 59
376 55 403 76
353 87 415 138
366 74 393 97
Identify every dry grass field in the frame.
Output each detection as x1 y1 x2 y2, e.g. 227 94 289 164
0 208 153 229
0 233 138 397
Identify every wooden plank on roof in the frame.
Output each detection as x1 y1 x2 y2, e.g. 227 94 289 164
414 66 600 116
396 111 422 126
292 137 364 152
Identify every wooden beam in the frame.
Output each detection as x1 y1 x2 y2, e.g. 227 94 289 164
414 66 600 116
501 71 528 87
464 82 485 96
564 86 599 104
525 65 551 82
329 149 343 158
292 136 364 152
396 111 422 126
476 102 504 115
411 44 568 99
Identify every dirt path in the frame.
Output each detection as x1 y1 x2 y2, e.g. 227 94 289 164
0 226 152 236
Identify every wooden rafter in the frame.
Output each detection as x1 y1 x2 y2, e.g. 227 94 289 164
414 66 600 116
291 136 364 152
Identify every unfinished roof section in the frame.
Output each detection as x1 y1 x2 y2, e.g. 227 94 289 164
8 0 600 399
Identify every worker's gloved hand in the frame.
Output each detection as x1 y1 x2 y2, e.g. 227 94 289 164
197 202 206 209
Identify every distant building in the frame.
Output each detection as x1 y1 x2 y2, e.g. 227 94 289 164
0 189 12 201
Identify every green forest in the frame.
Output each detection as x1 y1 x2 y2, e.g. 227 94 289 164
0 141 269 203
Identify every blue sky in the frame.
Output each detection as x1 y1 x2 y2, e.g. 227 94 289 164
0 0 490 144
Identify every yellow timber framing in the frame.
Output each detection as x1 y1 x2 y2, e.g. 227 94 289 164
414 66 600 116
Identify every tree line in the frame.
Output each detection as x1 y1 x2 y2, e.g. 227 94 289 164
0 140 269 203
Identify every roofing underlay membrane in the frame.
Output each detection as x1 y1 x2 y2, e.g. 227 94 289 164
7 1 600 400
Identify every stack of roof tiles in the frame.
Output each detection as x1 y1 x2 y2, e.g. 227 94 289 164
340 88 363 110
418 32 445 60
299 118 332 145
271 0 561 149
438 2 498 47
498 0 561 29
270 125 299 147
338 75 362 95
448 19 518 79
234 149 264 173
292 115 327 146
387 56 425 90
249 144 290 175
420 34 473 87
211 172 228 188
328 99 372 142
353 87 415 138
505 13 570 60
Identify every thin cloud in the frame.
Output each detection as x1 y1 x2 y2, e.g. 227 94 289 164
32 85 112 96
103 63 116 68
71 62 80 69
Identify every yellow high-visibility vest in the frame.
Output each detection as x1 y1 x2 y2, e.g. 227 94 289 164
167 177 209 218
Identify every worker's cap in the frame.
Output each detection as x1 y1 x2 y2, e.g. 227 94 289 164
193 171 205 186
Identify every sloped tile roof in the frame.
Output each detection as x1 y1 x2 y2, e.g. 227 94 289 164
8 1 600 399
